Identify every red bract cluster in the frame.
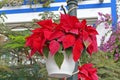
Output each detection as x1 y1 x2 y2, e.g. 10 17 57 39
25 14 98 62
78 63 98 80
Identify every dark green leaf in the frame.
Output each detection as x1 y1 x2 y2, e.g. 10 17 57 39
54 52 64 69
65 47 72 58
58 44 63 53
43 47 49 58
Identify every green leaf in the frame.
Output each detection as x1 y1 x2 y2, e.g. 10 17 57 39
43 47 49 58
58 44 62 53
54 52 64 69
65 47 72 58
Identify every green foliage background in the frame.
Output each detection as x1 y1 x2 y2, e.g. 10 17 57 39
91 51 120 80
0 12 120 80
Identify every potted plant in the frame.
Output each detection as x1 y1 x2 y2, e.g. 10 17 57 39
25 14 98 78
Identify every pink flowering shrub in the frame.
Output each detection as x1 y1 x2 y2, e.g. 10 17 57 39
96 12 120 61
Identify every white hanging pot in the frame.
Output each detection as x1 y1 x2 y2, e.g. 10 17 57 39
46 51 75 78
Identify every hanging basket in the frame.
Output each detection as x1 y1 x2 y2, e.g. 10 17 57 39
46 51 75 78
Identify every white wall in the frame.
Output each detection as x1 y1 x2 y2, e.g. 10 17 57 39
0 0 111 23
0 0 112 46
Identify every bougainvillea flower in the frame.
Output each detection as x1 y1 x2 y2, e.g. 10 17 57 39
25 14 98 62
78 63 98 80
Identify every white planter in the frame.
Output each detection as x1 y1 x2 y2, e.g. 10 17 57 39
46 51 75 78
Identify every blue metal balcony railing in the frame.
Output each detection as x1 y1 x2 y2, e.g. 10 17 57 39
0 0 117 28
23 0 66 5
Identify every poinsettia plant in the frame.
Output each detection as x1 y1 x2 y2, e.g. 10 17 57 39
78 63 98 80
25 14 98 67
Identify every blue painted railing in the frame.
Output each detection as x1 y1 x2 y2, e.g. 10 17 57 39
0 3 112 14
111 0 117 27
23 0 66 5
0 0 117 27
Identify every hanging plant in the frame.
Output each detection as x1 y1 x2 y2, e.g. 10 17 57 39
25 13 98 66
25 13 98 78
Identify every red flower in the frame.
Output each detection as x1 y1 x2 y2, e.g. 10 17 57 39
25 30 45 56
58 14 98 61
49 40 60 55
62 34 76 49
78 63 98 80
73 39 84 62
25 14 98 61
25 19 58 57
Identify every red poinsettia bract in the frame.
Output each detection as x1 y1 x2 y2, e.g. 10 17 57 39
25 14 98 62
78 63 98 80
25 19 58 56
